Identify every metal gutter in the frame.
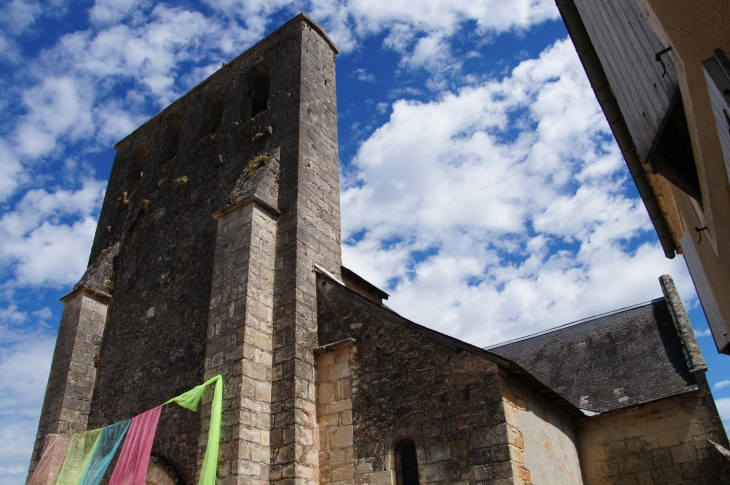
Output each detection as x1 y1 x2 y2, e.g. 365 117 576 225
555 0 676 258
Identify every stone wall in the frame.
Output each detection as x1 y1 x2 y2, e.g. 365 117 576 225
316 340 355 485
577 376 730 485
27 290 109 481
501 373 583 485
29 13 344 485
204 200 277 485
317 274 528 485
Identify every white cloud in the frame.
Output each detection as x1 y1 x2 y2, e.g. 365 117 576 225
15 77 95 158
0 180 106 289
346 0 557 37
399 31 453 73
0 32 22 64
341 38 695 346
717 397 730 423
0 0 42 36
88 0 149 25
354 68 375 82
0 306 56 485
715 380 730 391
695 327 713 337
0 142 23 202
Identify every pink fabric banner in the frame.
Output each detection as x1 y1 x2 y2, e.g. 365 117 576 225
108 406 162 485
28 434 74 485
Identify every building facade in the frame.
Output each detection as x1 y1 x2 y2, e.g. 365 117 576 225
556 0 730 353
28 13 730 485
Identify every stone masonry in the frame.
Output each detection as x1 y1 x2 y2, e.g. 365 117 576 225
27 289 109 479
315 272 586 485
577 376 729 484
28 12 730 485
30 13 341 485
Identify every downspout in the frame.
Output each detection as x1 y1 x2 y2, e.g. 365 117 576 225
555 0 676 258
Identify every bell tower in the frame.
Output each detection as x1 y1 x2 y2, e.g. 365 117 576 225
29 14 341 485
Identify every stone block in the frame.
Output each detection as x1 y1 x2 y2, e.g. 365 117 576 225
656 429 680 448
472 462 513 481
328 426 353 450
428 443 451 462
670 442 698 464
471 424 509 449
368 471 394 485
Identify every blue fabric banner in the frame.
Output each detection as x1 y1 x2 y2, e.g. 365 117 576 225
77 420 131 485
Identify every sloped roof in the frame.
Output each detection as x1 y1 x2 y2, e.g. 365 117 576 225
487 298 698 413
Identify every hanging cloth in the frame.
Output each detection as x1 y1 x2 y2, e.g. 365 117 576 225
54 429 102 485
165 375 223 485
78 420 131 485
28 434 74 485
108 406 162 485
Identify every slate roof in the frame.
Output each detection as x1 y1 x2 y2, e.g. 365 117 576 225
487 298 698 413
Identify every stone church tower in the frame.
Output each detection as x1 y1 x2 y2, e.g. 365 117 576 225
29 14 341 485
29 13 730 485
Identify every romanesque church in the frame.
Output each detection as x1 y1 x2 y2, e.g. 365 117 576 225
27 14 730 485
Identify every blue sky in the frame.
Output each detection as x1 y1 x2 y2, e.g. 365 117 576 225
0 0 728 482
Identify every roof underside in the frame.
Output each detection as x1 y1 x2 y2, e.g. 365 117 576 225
488 298 697 413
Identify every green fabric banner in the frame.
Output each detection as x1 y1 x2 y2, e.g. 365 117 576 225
166 375 223 485
54 429 102 485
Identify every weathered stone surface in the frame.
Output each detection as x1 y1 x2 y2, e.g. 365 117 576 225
577 375 730 485
316 275 516 485
27 291 109 481
31 13 342 485
28 11 730 485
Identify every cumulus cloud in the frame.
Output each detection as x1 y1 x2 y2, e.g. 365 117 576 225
341 38 694 346
15 77 95 159
0 306 56 485
0 180 106 289
717 398 730 424
715 380 730 391
354 68 375 82
88 0 149 25
0 0 42 36
695 327 713 337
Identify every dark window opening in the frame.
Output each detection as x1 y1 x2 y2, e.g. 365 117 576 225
648 91 702 203
202 90 226 137
241 61 270 123
163 121 182 163
395 440 419 485
130 143 148 181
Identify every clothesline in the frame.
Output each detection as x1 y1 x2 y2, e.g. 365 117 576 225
29 375 223 485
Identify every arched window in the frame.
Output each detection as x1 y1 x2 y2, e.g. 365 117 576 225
202 90 226 136
395 440 420 485
163 121 182 163
240 61 270 122
131 143 147 181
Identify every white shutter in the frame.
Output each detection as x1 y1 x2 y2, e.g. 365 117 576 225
702 50 730 183
681 229 729 352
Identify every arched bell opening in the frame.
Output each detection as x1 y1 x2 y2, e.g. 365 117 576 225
201 89 226 137
240 61 271 123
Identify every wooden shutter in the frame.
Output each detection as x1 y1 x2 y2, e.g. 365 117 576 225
681 229 730 353
573 0 678 160
702 49 730 182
